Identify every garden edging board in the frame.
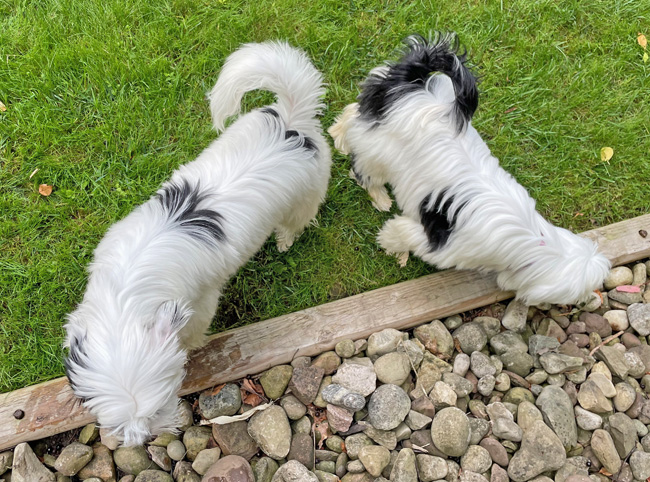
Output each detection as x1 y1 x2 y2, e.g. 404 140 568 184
1 213 649 450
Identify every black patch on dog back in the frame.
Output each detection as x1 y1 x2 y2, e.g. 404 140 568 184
419 190 462 250
157 180 225 245
358 33 479 133
261 107 279 118
285 129 317 151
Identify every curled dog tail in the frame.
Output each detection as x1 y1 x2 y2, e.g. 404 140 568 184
358 33 479 133
208 41 325 133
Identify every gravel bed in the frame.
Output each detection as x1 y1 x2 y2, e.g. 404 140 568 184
4 260 650 482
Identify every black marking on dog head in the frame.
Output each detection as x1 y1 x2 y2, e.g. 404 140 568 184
419 190 463 251
261 107 279 118
285 130 317 152
157 180 225 245
64 335 90 402
358 32 479 133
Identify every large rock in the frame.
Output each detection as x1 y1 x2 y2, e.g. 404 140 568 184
414 320 454 358
12 443 55 482
212 421 259 460
77 443 116 481
430 407 471 457
367 384 411 430
271 460 318 482
114 446 153 475
202 455 254 482
536 386 577 448
183 426 213 461
502 299 528 332
577 379 613 413
289 366 326 404
507 421 566 482
248 405 292 460
608 413 637 458
390 448 418 482
54 442 93 476
134 470 174 482
452 323 488 353
590 429 621 474
260 365 293 400
331 359 376 397
199 383 242 419
358 445 391 477
628 303 650 336
374 352 412 385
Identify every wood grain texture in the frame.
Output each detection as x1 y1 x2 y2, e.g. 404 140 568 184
1 213 649 450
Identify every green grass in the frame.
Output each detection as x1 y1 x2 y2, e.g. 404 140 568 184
1 0 649 393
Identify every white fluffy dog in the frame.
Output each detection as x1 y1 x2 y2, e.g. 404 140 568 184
63 41 331 445
329 34 609 305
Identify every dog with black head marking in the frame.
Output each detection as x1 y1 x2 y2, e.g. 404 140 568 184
64 41 331 446
329 33 609 305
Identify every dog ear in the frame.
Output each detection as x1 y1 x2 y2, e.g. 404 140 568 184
154 300 192 341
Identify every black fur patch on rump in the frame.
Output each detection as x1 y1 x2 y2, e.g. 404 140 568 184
156 179 225 244
419 190 463 250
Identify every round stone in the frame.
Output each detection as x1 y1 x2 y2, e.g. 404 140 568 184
374 352 411 385
604 267 633 290
259 365 293 400
247 405 291 460
603 310 629 332
114 446 153 475
53 442 94 476
452 323 488 353
202 455 254 482
357 445 391 477
430 407 470 457
367 384 411 430
199 383 242 419
166 440 186 461
460 445 492 473
133 470 173 482
335 339 355 358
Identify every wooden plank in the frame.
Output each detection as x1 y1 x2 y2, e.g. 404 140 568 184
1 213 649 450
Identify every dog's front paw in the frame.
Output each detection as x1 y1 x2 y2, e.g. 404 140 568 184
370 189 393 212
396 251 409 267
277 240 292 253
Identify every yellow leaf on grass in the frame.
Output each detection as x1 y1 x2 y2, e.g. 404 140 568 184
39 184 53 196
644 51 649 63
0 101 6 112
600 147 614 162
638 33 648 49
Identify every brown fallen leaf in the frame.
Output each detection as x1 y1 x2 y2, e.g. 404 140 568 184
0 101 6 112
210 383 226 396
39 184 53 196
504 106 517 114
308 405 330 449
242 391 264 407
638 33 648 49
600 146 614 162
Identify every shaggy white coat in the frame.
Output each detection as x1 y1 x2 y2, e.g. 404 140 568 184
64 41 331 446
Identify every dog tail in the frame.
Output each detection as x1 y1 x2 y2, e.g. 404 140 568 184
358 33 479 133
208 41 324 132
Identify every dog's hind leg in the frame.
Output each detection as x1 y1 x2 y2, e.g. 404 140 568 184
377 215 432 267
275 189 323 252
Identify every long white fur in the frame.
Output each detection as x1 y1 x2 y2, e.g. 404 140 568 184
64 41 331 446
329 74 610 305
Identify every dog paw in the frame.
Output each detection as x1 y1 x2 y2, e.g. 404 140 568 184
371 192 393 212
396 251 409 267
277 240 292 252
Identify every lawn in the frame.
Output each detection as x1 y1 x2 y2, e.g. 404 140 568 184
1 0 648 393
